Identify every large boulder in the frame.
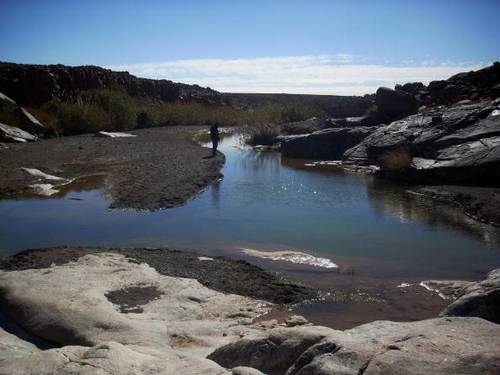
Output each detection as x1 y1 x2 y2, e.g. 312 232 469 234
209 318 500 375
343 99 500 184
0 122 38 143
440 268 500 323
375 87 419 118
280 127 376 159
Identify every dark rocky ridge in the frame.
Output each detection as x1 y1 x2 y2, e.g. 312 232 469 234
0 61 225 106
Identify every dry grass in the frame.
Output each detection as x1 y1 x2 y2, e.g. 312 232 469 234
244 123 281 146
379 149 412 172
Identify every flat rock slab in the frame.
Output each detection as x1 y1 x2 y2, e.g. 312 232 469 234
0 126 224 210
0 246 315 304
0 122 37 143
0 252 274 374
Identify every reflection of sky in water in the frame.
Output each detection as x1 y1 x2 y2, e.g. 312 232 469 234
1 133 500 280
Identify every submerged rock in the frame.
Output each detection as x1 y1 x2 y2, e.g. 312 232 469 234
0 122 38 143
280 127 376 159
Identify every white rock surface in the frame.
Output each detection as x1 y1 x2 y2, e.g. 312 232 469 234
0 253 272 374
95 131 137 138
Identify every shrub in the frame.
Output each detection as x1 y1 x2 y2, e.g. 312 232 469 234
136 110 154 129
379 149 412 172
245 123 280 146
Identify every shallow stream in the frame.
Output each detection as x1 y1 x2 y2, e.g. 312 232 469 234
2 132 500 328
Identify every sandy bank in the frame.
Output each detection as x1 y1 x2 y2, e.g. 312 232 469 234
0 126 224 210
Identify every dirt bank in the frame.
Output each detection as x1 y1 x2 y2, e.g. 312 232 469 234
0 126 224 210
0 246 315 305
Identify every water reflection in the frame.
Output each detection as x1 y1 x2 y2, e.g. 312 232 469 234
365 178 500 249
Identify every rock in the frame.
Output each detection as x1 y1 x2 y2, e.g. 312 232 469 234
232 366 266 375
208 326 334 374
343 100 500 184
280 127 376 159
375 87 419 118
95 131 137 138
418 280 476 300
333 115 377 127
0 91 16 104
441 84 466 103
0 122 38 143
396 82 425 95
441 268 500 323
281 118 330 135
0 326 39 361
285 315 309 327
209 318 500 375
0 253 273 374
14 107 45 135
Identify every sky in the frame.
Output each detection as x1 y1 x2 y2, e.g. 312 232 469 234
1 0 499 95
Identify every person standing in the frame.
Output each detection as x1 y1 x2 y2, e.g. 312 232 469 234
210 123 220 157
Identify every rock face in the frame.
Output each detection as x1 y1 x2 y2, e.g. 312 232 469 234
440 268 500 324
344 99 500 184
0 122 37 143
280 127 376 159
0 61 225 106
375 87 419 119
209 318 500 375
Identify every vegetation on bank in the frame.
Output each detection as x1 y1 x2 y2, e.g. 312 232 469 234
1 87 328 137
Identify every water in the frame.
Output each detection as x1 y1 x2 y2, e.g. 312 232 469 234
1 132 500 327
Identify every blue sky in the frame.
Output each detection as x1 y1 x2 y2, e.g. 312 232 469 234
1 0 499 94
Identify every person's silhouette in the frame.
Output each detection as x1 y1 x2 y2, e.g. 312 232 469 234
210 123 220 157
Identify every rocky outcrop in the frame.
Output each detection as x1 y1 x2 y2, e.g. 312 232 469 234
209 318 500 375
280 127 376 159
375 87 419 119
440 268 500 323
0 122 37 143
343 99 500 184
0 61 225 106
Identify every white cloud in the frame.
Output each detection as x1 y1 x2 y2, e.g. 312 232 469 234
107 55 487 95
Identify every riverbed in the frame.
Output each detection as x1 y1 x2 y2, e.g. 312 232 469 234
1 131 500 328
